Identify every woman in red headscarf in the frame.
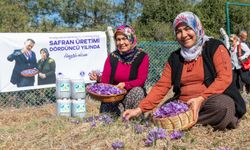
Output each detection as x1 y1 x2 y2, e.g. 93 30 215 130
89 25 149 116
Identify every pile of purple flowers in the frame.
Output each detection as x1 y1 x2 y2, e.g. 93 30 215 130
153 101 189 118
88 83 123 95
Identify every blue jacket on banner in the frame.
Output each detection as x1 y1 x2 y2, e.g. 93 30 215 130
7 49 37 87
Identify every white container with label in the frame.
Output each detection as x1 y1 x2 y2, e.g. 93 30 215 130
71 99 86 118
56 77 71 99
56 98 71 117
71 78 86 99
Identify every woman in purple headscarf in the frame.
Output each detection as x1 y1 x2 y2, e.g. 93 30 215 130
89 25 149 116
123 12 246 130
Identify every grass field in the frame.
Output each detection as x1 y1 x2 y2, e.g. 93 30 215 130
0 92 249 150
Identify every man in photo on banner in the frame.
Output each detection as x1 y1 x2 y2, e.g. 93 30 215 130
7 39 37 87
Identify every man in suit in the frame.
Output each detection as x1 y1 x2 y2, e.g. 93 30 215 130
7 39 37 87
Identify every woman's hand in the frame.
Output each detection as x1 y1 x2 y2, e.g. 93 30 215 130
123 107 142 120
186 96 205 126
116 82 125 89
89 71 101 82
89 72 98 81
39 73 46 79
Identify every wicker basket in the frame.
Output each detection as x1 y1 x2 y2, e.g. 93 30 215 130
86 83 127 103
152 109 194 131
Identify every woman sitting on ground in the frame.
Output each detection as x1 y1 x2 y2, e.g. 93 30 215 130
89 25 149 116
123 12 246 130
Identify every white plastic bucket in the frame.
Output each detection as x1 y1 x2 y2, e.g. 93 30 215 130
56 98 71 117
56 78 71 98
71 99 86 118
71 79 85 99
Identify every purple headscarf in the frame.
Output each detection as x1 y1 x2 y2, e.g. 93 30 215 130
173 11 210 61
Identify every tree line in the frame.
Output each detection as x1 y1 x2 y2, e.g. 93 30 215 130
0 0 249 41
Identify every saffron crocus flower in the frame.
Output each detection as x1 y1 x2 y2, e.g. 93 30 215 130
112 141 124 149
134 124 144 134
83 116 95 123
144 127 167 146
70 119 80 124
169 130 184 140
218 147 230 150
91 121 96 128
100 114 113 125
145 121 150 128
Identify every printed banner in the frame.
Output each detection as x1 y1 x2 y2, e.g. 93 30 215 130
0 32 107 92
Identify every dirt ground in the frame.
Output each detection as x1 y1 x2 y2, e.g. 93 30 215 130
0 93 249 150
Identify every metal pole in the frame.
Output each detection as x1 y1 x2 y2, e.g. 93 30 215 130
226 2 230 35
225 1 250 35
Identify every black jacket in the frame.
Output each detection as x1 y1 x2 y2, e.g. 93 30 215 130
168 39 246 118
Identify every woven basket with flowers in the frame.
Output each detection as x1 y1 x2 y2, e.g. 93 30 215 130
86 83 127 103
152 100 194 131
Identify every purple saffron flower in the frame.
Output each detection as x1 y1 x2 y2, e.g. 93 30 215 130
145 121 150 128
90 121 96 128
135 124 144 134
121 116 128 122
156 128 167 139
125 123 129 129
218 147 230 150
144 127 167 146
112 141 124 149
84 116 95 122
144 135 155 146
169 130 184 140
70 119 80 124
102 114 113 124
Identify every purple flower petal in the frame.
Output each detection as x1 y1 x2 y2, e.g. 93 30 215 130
88 83 124 95
153 100 189 118
112 140 124 149
169 130 184 140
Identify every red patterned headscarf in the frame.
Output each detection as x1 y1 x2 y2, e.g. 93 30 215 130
112 25 141 64
114 25 137 50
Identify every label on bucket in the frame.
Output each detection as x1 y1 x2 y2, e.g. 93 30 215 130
59 103 70 112
75 103 86 113
73 83 85 93
59 83 70 92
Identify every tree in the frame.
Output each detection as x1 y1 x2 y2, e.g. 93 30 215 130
0 1 30 32
135 0 193 41
115 0 142 25
194 0 226 38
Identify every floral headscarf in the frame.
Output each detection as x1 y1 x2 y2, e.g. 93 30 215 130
113 25 141 64
173 11 210 61
114 25 137 50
